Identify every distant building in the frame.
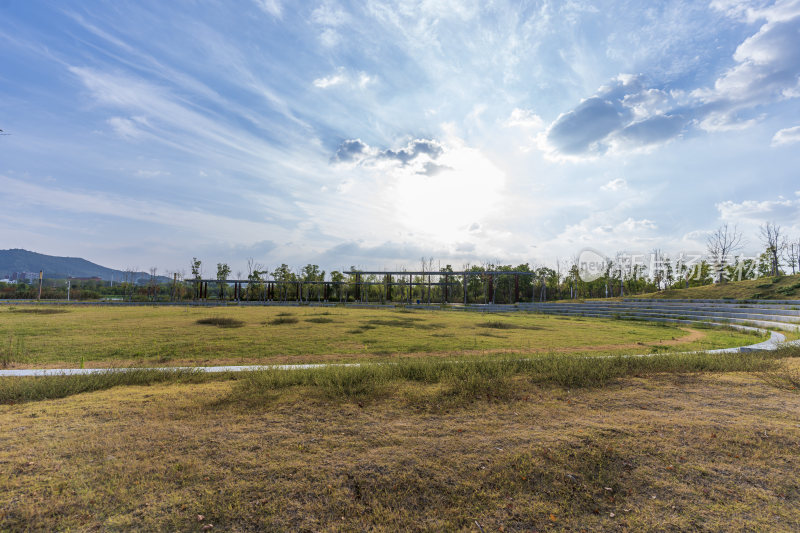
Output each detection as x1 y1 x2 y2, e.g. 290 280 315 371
6 272 37 283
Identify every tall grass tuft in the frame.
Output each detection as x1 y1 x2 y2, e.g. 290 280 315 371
234 347 796 405
196 317 245 328
8 308 70 315
476 321 519 329
305 317 335 324
0 336 25 368
268 316 299 325
0 368 228 404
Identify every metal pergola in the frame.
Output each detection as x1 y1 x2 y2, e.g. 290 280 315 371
186 270 549 305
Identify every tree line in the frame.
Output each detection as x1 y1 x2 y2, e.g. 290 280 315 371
1 222 798 302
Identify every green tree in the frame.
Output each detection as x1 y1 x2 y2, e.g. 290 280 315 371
190 257 203 300
191 258 202 280
330 270 345 301
300 264 324 281
216 263 231 300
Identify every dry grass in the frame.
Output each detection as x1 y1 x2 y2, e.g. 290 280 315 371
1 362 799 531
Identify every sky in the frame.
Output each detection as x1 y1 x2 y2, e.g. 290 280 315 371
1 0 800 276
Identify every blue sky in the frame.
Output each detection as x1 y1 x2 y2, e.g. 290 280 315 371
1 0 799 276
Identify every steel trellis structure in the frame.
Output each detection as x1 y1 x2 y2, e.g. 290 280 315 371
186 270 548 305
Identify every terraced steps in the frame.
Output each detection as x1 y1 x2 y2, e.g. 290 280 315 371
509 300 800 334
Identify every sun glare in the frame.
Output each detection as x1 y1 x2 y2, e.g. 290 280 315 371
389 146 505 242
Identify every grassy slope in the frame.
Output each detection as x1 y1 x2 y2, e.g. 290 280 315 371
634 273 800 300
1 363 799 531
0 306 762 367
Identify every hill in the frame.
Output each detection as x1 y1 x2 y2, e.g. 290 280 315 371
0 249 165 283
634 273 800 300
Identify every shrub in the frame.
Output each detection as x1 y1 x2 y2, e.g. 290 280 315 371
196 317 245 328
8 307 70 315
477 321 519 329
268 316 299 325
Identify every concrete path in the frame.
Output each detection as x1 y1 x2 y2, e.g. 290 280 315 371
2 333 797 378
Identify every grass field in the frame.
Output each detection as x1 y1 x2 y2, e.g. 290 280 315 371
2 305 798 530
635 273 800 300
0 305 765 368
1 359 798 531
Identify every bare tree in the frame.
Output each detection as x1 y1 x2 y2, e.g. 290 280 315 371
124 266 138 301
760 222 785 276
706 224 744 283
786 238 800 275
148 266 158 301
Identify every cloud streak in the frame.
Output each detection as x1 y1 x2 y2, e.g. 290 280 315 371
772 125 800 145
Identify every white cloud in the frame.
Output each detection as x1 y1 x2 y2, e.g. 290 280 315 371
311 1 350 47
313 71 347 88
700 1 800 117
622 88 672 120
107 116 148 139
716 196 797 221
254 0 282 18
0 175 286 243
540 2 800 157
135 169 171 179
772 125 800 145
313 68 376 89
697 112 762 132
70 66 316 181
311 1 349 26
357 72 375 88
504 108 544 129
555 215 659 249
601 178 627 191
319 28 341 47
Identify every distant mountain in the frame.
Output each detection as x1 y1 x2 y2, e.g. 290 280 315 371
0 249 169 283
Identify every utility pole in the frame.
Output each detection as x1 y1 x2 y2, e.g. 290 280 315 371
38 270 43 300
67 279 71 301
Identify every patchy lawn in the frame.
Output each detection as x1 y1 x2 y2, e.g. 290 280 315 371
1 305 763 368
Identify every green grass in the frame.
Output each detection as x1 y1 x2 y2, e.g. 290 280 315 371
234 348 795 404
3 346 797 405
635 273 800 300
0 305 765 367
0 336 26 368
0 368 231 404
